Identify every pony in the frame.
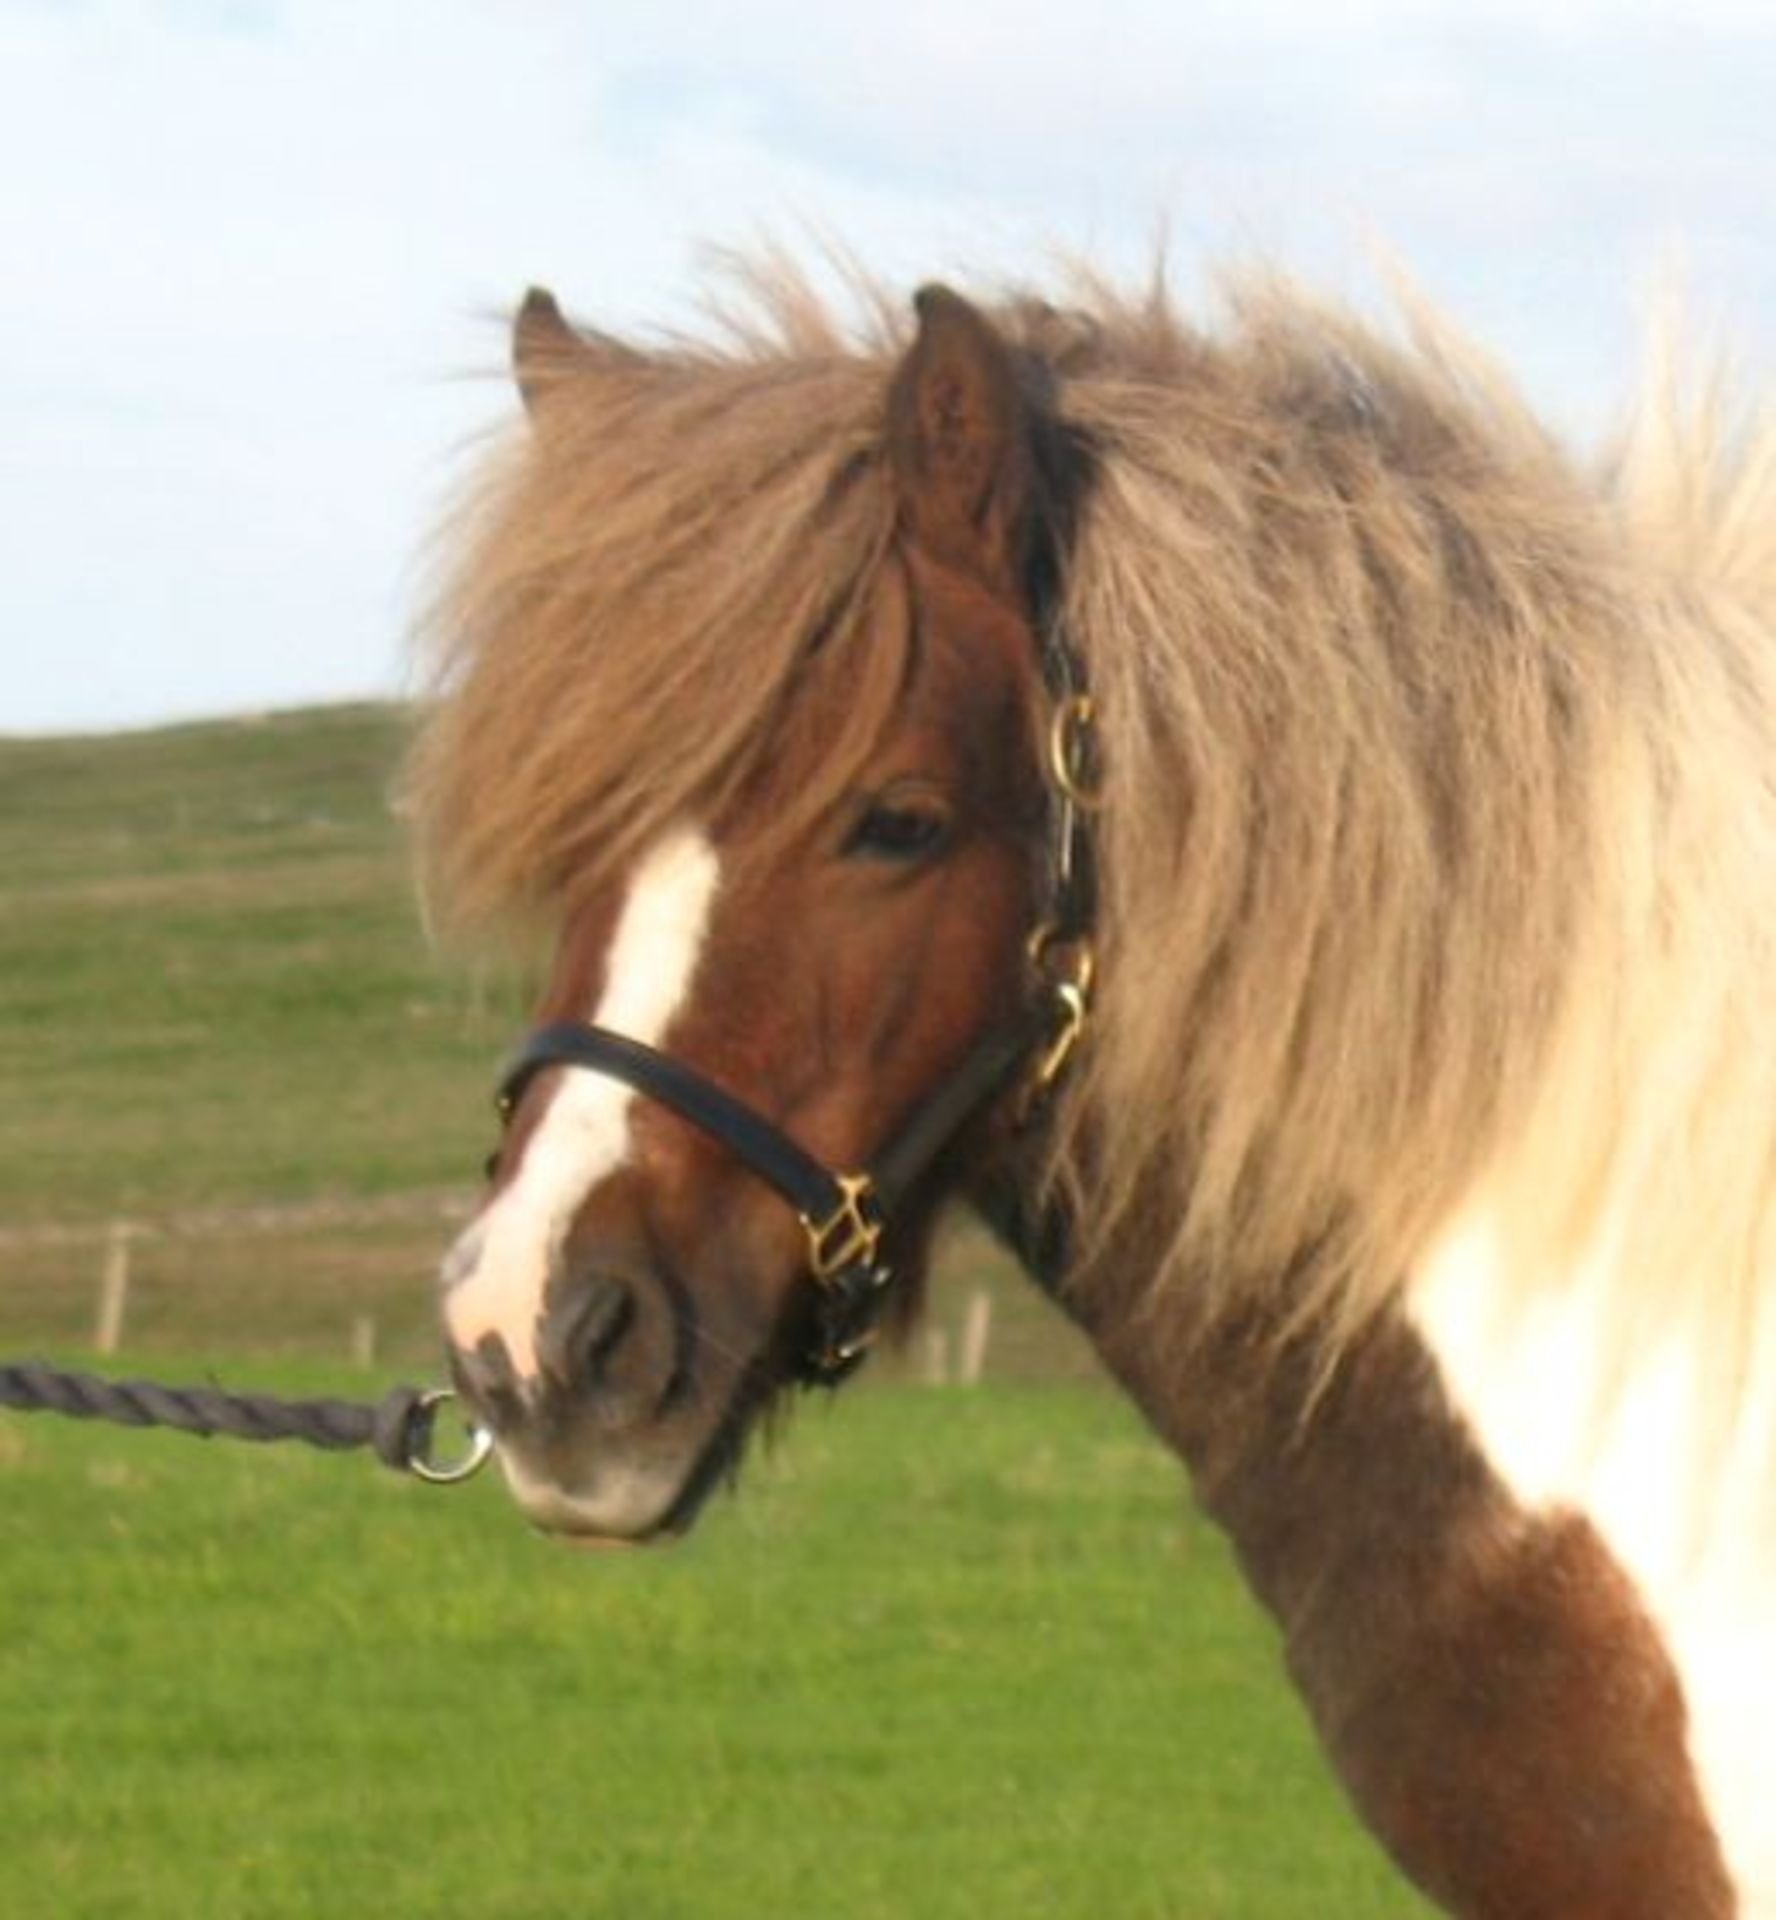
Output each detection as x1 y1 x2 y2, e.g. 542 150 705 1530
409 255 1775 1917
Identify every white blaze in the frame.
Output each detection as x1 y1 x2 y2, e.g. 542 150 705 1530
441 828 721 1379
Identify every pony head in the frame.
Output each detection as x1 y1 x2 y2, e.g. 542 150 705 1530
427 286 1083 1540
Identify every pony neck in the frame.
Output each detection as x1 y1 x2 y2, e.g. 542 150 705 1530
968 1160 1738 1916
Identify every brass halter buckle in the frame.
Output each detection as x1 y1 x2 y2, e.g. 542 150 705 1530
799 1173 892 1378
800 1172 886 1284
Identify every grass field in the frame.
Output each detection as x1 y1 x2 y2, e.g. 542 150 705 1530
1 1367 1428 1919
0 708 1434 1915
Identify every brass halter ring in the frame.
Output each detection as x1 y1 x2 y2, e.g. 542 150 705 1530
1048 693 1104 812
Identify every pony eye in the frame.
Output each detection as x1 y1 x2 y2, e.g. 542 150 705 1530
843 797 952 864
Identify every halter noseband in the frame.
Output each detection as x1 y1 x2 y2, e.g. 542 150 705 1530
490 623 1098 1385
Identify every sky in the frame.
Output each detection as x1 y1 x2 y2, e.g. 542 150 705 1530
1 0 1770 734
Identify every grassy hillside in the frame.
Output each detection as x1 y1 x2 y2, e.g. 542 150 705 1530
0 704 528 1362
0 703 513 1223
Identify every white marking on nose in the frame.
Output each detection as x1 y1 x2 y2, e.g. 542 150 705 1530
441 828 721 1380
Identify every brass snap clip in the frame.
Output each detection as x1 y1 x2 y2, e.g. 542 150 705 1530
1026 930 1096 1102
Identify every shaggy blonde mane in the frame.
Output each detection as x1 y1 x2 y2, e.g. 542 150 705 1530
409 258 1774 1392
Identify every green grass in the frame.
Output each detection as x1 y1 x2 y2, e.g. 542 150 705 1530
0 1370 1428 1919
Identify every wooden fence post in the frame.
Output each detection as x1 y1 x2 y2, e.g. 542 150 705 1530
351 1315 378 1370
959 1289 993 1385
95 1223 133 1356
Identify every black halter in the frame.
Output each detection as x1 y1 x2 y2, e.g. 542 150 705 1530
490 624 1098 1384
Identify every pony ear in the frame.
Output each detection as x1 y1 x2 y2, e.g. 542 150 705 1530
512 287 639 413
887 285 1036 592
513 287 579 412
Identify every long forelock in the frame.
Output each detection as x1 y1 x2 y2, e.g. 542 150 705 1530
408 323 909 935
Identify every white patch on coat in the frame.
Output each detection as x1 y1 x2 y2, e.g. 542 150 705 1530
440 828 721 1379
1410 1204 1776 1916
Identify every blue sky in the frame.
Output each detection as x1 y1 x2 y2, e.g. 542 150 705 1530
2 0 1770 732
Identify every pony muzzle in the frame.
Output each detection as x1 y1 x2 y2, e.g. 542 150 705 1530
443 1241 726 1540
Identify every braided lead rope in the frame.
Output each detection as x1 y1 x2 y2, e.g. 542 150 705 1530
0 1361 491 1484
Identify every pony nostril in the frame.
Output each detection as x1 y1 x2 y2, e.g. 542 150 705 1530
537 1275 637 1391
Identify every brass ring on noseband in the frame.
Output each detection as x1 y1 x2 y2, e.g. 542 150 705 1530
800 1171 886 1284
403 1388 496 1485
